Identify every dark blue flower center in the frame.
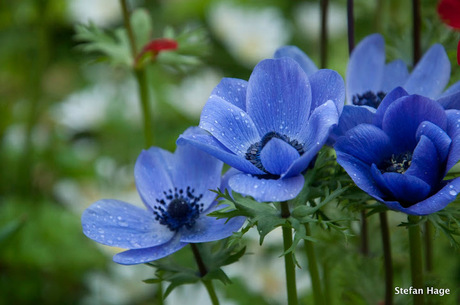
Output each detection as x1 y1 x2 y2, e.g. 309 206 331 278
245 131 304 177
379 152 413 174
153 187 203 231
352 91 386 108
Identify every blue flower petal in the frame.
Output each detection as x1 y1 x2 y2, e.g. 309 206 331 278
334 124 393 165
382 95 447 153
405 135 440 187
445 110 460 173
113 235 187 265
246 58 312 139
228 173 305 202
371 165 431 205
415 121 451 163
284 100 338 177
381 60 409 93
346 34 385 103
172 133 223 211
81 199 175 249
177 130 265 175
331 105 375 142
309 69 345 116
200 96 260 155
180 207 245 243
440 80 460 98
400 177 460 215
373 87 408 129
438 90 460 110
274 45 319 76
210 78 248 111
260 138 300 175
135 148 175 210
404 44 450 99
335 152 386 199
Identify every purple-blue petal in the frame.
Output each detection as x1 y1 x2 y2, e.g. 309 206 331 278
346 34 385 103
405 135 440 187
331 105 375 142
382 95 447 152
371 165 431 205
135 148 175 210
445 109 460 173
200 96 260 155
113 235 187 265
260 138 300 175
228 173 305 202
438 90 460 110
440 80 460 98
177 130 265 175
415 121 451 163
274 45 319 76
404 44 450 99
210 78 248 111
381 60 409 93
284 100 338 177
309 69 345 116
246 58 312 139
334 124 393 165
81 199 175 249
373 87 408 129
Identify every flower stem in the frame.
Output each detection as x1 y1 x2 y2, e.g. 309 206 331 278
190 244 220 305
408 215 425 305
360 210 369 256
412 0 421 65
120 0 154 148
379 212 393 305
280 201 298 305
347 0 355 54
320 0 329 69
424 221 433 273
304 223 325 305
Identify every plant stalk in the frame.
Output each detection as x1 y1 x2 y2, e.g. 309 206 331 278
320 0 329 69
304 223 325 305
347 0 355 54
379 212 393 305
412 0 421 65
190 244 220 305
408 215 425 305
281 201 298 305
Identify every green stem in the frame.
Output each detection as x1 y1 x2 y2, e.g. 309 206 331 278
190 244 220 305
323 260 332 305
360 210 369 256
412 0 421 65
379 212 393 305
156 270 164 305
304 223 325 305
347 0 355 54
408 215 425 305
120 0 154 148
424 221 433 273
280 201 298 305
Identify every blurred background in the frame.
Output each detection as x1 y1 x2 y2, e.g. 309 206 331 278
1 0 459 304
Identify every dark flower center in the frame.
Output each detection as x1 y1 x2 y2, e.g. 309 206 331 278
379 152 413 174
153 187 203 231
352 90 386 108
245 131 304 177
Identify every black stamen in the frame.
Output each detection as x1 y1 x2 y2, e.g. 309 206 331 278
379 152 413 174
352 90 386 108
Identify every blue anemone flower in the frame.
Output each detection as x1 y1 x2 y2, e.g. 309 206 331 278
275 34 460 142
81 130 245 265
178 58 343 202
334 91 460 215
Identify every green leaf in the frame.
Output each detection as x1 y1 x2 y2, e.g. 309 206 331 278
130 8 153 50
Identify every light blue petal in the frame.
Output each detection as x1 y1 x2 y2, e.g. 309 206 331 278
135 148 175 210
113 235 187 265
309 69 345 116
445 109 460 173
260 138 300 175
82 199 175 249
177 130 266 175
381 60 409 93
438 90 460 110
274 45 319 76
228 173 305 202
346 34 385 103
246 58 312 139
200 95 260 155
440 80 460 98
173 129 223 211
404 44 450 99
210 78 248 111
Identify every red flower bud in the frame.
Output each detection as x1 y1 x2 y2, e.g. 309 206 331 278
142 38 178 55
438 0 460 29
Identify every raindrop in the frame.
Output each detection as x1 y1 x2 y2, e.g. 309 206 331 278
449 190 457 196
118 221 129 227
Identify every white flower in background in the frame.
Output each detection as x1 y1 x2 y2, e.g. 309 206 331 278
294 2 347 39
167 68 223 118
67 0 121 27
208 1 292 67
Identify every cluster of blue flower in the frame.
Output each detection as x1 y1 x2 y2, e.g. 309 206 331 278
82 33 460 265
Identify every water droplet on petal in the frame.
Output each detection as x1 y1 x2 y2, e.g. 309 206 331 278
449 189 457 196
